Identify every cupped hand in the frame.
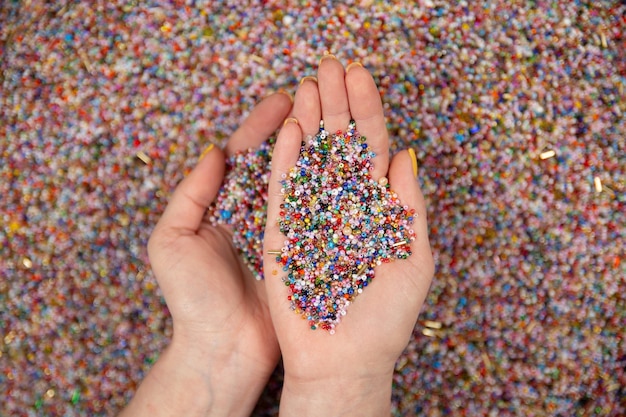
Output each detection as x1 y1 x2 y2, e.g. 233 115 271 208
263 59 434 416
123 92 292 417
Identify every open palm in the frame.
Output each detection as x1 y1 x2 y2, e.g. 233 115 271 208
263 59 434 392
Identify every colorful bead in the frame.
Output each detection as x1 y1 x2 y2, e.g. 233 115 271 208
207 139 274 280
276 121 414 332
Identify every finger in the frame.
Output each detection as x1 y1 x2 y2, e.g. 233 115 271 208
224 91 293 157
292 76 321 137
345 63 390 181
317 55 351 133
263 119 303 298
386 149 434 278
156 145 226 233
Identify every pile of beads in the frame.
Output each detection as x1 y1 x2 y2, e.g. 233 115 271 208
275 121 415 333
207 139 274 280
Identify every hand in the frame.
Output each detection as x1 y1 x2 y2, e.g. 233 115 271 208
263 58 434 416
119 92 292 417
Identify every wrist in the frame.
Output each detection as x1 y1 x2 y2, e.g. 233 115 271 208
170 331 276 416
279 371 394 417
119 331 276 417
118 340 213 417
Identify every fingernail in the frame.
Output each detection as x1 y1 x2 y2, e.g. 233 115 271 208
263 89 292 102
283 117 299 127
277 89 294 103
319 54 337 65
199 143 215 161
407 148 418 179
346 62 363 72
299 76 318 85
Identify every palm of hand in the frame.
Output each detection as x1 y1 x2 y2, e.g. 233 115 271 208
264 59 434 382
145 92 293 376
150 223 262 328
269 231 432 381
149 222 278 367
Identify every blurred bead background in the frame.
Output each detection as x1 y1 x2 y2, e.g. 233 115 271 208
1 1 624 416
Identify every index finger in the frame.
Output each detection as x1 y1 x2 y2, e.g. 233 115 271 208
224 91 293 157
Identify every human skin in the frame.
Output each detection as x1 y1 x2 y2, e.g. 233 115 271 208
263 56 435 417
118 91 292 417
119 57 434 417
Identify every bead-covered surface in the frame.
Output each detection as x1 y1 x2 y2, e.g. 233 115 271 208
1 1 624 416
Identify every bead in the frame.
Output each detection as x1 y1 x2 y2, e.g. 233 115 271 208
206 138 275 280
275 121 414 333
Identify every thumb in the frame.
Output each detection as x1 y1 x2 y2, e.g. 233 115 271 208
263 118 303 307
154 144 226 234
387 149 435 282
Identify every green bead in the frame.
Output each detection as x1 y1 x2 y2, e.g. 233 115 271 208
71 389 80 405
